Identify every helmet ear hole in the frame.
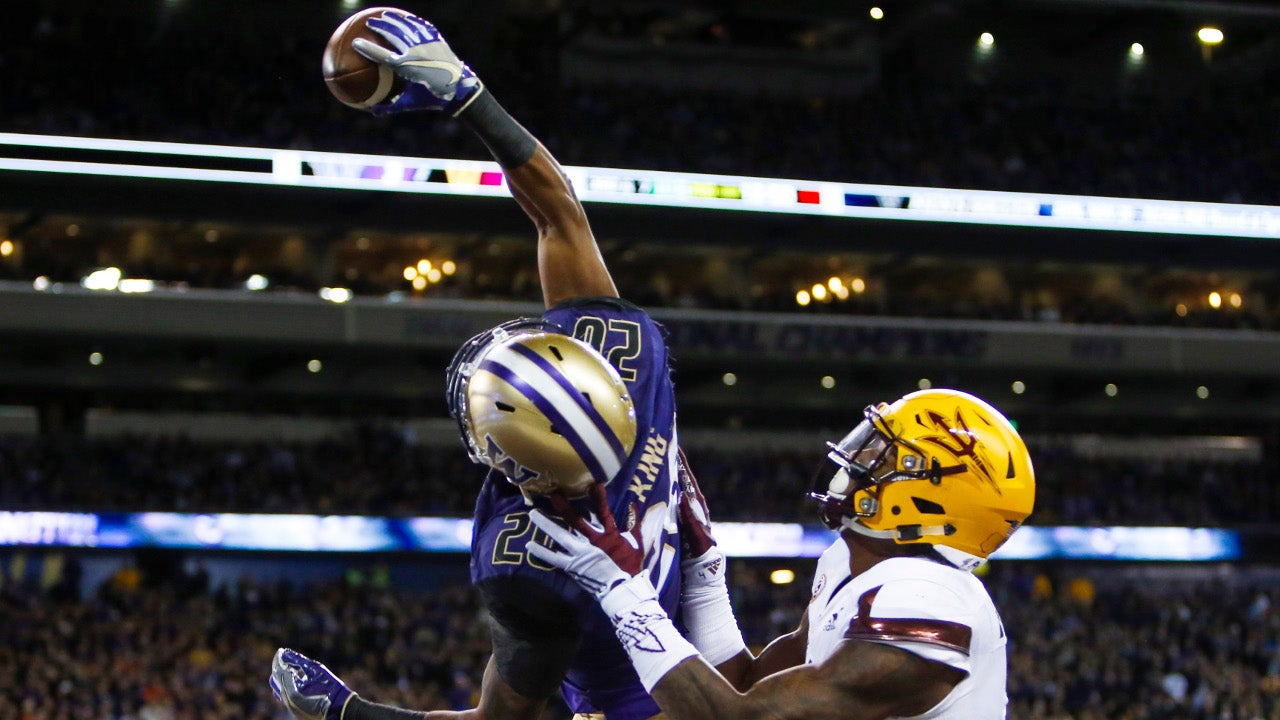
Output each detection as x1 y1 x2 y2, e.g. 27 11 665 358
911 497 946 515
548 345 565 361
494 401 517 413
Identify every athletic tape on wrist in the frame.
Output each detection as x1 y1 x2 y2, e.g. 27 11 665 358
601 576 700 693
680 553 747 666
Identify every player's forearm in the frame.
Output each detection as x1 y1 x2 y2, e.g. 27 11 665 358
456 92 584 236
650 656 756 720
651 656 830 720
343 697 479 720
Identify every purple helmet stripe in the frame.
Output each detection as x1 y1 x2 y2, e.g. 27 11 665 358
508 341 628 460
478 358 615 486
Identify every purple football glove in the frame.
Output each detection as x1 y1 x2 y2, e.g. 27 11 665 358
269 648 356 720
352 10 483 116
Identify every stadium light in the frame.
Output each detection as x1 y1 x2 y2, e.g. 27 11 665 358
1129 42 1145 57
722 372 738 387
1011 380 1026 395
319 287 352 303
979 32 995 47
869 7 884 20
1197 27 1224 45
82 267 122 291
770 569 797 585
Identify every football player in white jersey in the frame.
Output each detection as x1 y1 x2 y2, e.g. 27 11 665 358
528 388 1036 720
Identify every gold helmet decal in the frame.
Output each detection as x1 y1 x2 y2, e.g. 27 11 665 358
918 409 1001 493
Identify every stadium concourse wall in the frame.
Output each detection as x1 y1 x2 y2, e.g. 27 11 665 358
4 282 1278 372
0 281 1277 429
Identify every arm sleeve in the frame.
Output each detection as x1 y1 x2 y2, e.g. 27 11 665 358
844 580 975 674
476 575 583 698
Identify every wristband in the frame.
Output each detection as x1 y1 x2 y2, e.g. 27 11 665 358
601 575 700 693
681 550 748 666
456 90 539 169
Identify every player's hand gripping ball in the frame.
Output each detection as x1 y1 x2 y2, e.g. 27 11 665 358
321 7 406 110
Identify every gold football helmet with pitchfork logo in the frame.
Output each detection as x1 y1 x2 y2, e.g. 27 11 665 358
811 388 1035 568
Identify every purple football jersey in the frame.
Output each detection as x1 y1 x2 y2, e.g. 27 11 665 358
471 297 682 720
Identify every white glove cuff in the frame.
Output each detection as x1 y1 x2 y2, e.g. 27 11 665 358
601 575 700 692
679 548 747 665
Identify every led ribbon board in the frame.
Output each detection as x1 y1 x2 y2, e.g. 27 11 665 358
0 512 1242 561
1 133 1278 237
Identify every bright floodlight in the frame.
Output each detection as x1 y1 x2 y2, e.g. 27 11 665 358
869 7 884 20
979 32 995 47
82 267 122 291
1129 43 1144 57
1197 27 1224 45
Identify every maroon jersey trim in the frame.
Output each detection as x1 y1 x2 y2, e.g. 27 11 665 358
844 586 973 655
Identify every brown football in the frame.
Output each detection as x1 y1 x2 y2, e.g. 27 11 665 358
322 7 406 110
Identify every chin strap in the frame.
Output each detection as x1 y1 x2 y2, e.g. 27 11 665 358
839 518 985 572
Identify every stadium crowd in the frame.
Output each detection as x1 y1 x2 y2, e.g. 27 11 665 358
1 556 1277 720
1 2 1278 205
1 430 1275 527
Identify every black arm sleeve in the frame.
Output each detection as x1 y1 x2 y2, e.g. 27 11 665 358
456 90 539 169
476 575 582 698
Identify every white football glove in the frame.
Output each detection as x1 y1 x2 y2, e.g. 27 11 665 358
353 10 483 116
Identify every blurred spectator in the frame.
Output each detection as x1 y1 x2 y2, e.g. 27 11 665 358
0 3 1276 205
1 431 1275 527
1 558 1276 720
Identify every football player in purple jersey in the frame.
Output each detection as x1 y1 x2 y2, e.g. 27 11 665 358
269 10 744 720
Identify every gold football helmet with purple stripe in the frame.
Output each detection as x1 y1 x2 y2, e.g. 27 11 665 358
447 319 638 497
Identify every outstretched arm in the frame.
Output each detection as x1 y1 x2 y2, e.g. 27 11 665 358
650 638 965 720
496 143 618 307
353 9 616 307
525 487 965 720
271 649 547 720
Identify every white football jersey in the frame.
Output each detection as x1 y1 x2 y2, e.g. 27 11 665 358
806 537 1008 719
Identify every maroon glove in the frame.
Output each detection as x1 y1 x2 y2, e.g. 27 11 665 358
676 448 717 558
545 482 645 578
